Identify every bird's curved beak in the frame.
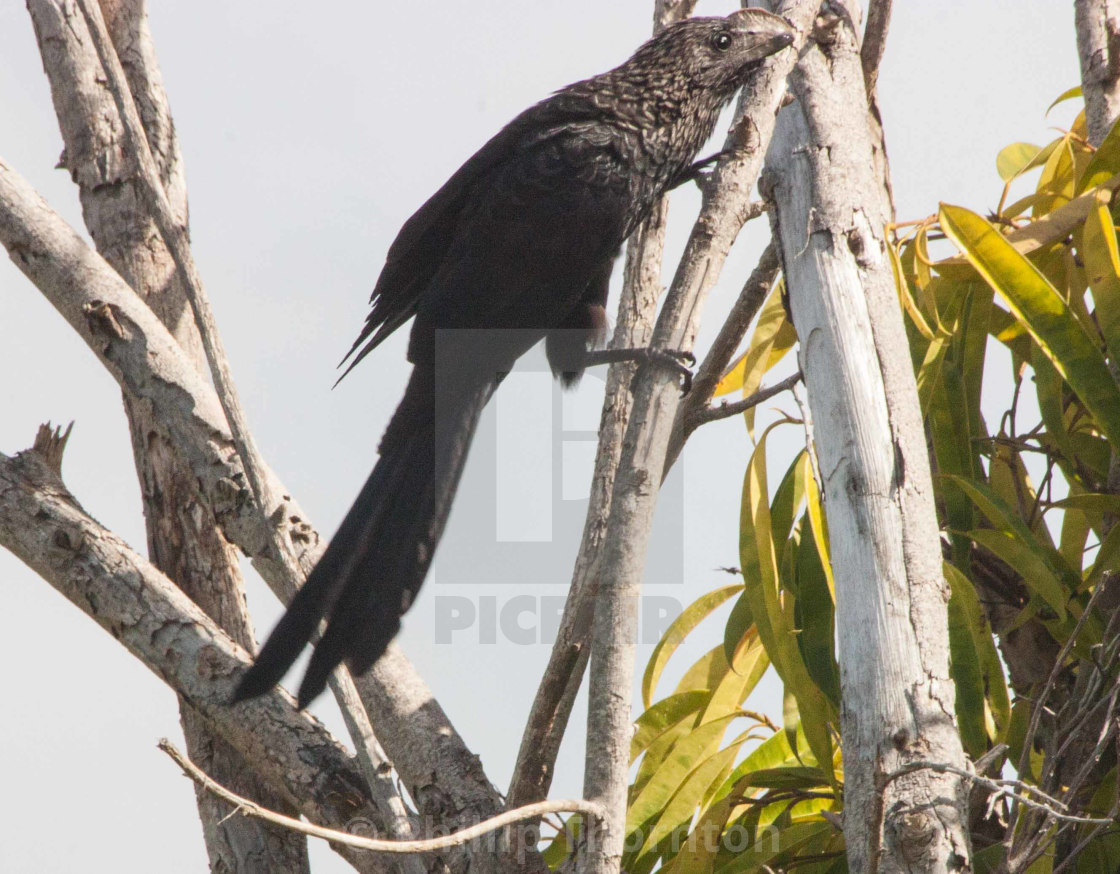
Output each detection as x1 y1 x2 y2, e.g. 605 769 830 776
730 8 797 64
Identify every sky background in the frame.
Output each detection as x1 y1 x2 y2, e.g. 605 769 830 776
0 2 1081 872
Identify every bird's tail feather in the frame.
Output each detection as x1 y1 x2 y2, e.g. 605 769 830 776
233 364 493 706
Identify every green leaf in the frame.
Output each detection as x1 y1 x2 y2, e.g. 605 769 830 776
946 474 1078 617
1050 493 1120 516
1058 502 1092 573
997 142 1042 181
661 794 735 874
1078 113 1120 194
968 529 1069 618
713 822 835 874
1046 86 1082 115
1086 521 1120 590
632 691 709 763
705 629 770 723
627 714 741 836
740 426 835 774
633 741 746 859
737 766 831 790
796 522 840 708
1080 195 1120 363
939 204 1120 448
803 458 834 599
722 593 755 668
944 563 1010 751
643 585 742 707
1032 344 1079 465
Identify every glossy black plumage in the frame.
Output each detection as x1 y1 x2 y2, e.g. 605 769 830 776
235 9 794 707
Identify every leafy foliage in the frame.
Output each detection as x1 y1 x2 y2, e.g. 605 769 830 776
595 93 1120 873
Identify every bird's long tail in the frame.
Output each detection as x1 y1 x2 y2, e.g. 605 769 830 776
233 363 493 707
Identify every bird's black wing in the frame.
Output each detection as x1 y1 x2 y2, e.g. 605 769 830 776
337 93 621 380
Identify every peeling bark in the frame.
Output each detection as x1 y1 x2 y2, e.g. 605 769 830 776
760 1 970 869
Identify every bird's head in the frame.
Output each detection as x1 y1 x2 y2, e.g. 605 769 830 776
633 9 796 101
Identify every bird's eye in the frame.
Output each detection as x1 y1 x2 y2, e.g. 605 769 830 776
712 31 732 52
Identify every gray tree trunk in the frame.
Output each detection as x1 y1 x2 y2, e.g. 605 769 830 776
27 2 309 870
760 0 971 870
1076 0 1120 148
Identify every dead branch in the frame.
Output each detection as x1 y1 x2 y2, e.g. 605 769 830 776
0 155 508 851
666 241 780 465
578 3 818 870
0 441 388 874
861 0 893 95
162 739 604 855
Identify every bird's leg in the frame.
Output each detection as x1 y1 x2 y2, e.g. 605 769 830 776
670 151 727 190
583 347 696 394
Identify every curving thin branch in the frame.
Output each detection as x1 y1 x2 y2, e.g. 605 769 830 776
162 739 604 855
688 371 802 428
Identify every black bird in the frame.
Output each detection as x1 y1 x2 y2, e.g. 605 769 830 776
235 9 795 707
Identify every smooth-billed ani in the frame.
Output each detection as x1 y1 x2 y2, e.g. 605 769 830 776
235 9 794 707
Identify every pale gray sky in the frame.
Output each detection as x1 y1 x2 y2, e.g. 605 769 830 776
0 2 1080 872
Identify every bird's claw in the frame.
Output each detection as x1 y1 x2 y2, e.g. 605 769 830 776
648 348 695 395
582 346 694 393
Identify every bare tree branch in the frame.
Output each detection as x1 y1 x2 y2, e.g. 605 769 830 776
0 157 509 867
49 3 420 857
1075 0 1120 148
763 0 970 867
162 739 604 856
28 1 311 865
0 442 388 874
578 3 818 870
508 203 668 809
665 241 781 470
860 0 893 95
885 760 1117 827
688 371 802 427
508 0 699 809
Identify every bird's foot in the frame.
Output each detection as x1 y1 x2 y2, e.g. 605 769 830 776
671 151 728 190
583 347 695 394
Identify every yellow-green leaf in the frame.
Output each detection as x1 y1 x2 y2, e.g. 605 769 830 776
1046 86 1081 115
632 691 709 764
1080 194 1120 363
740 425 835 775
643 584 742 707
627 714 741 836
633 741 746 859
939 204 1120 447
997 142 1043 181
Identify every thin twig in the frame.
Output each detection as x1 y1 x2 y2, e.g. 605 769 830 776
1014 584 1107 816
160 739 603 855
689 371 802 428
884 760 1115 827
